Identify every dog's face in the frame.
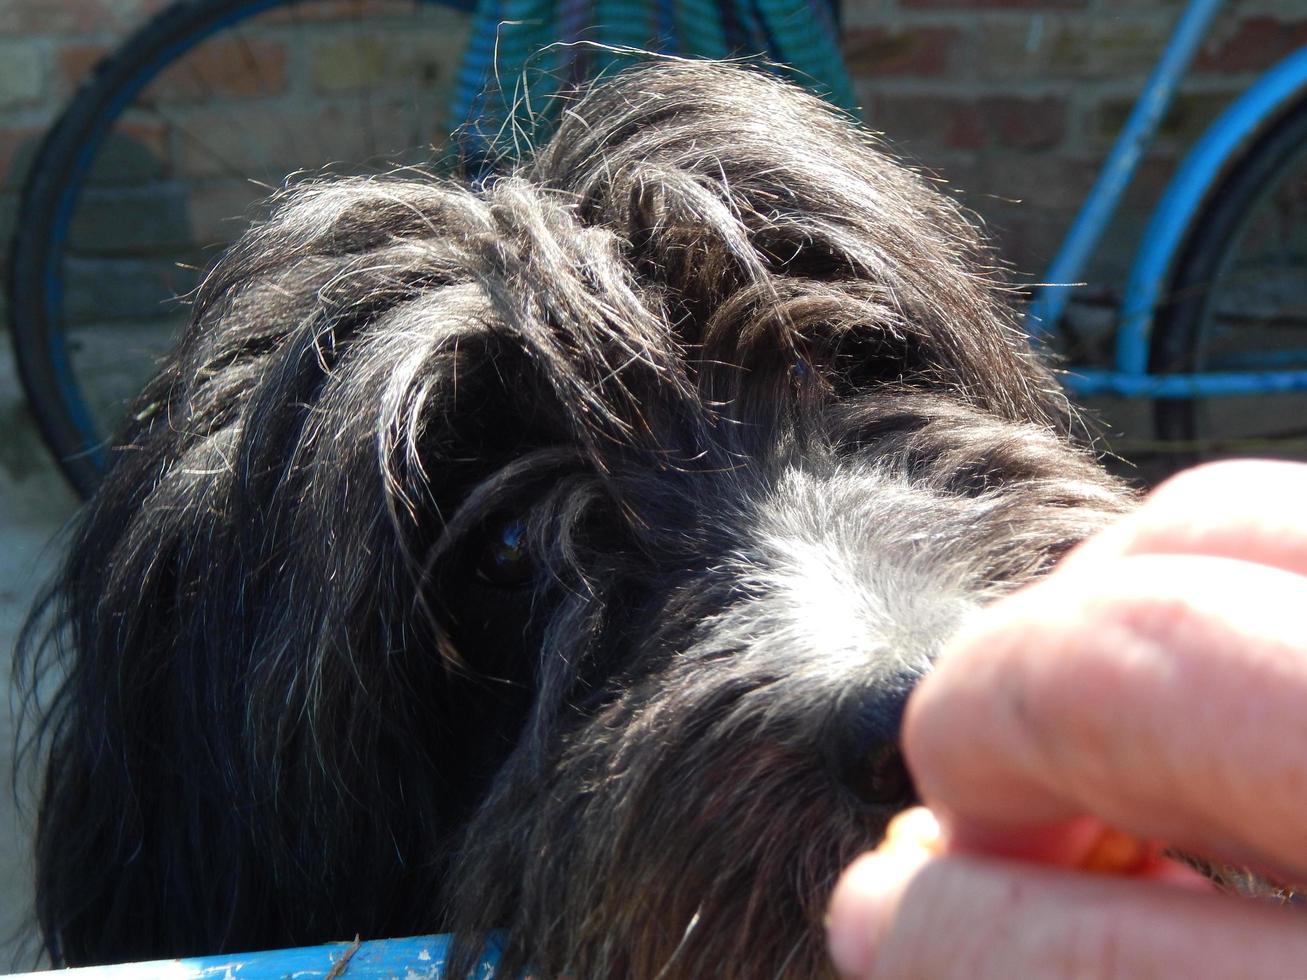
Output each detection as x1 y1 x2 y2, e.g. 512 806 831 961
23 63 1131 976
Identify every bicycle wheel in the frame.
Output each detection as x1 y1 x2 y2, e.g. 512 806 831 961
8 0 474 498
1151 91 1307 466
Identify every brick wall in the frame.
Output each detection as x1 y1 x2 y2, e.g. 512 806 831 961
842 0 1304 350
0 0 1302 349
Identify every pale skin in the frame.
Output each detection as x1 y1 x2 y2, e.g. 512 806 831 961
825 460 1307 978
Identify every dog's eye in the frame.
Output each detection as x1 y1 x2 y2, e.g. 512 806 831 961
846 740 916 810
476 517 535 587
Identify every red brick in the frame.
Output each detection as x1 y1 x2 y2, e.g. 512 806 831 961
865 94 964 149
0 0 120 34
867 93 1066 153
980 96 1066 150
0 126 42 185
143 36 288 102
976 16 1168 81
260 1 422 24
58 44 108 98
843 26 960 78
61 37 288 106
175 100 423 180
1195 17 1307 74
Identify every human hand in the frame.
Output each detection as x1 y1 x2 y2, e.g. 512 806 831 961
826 460 1307 978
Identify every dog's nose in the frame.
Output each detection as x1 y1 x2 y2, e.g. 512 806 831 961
833 682 919 810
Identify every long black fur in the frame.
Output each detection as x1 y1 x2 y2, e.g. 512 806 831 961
18 61 1132 976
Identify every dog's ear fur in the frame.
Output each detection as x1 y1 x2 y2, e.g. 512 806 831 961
19 170 593 962
18 61 1082 967
16 181 496 962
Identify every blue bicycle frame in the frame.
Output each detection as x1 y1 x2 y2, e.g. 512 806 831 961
1026 0 1307 400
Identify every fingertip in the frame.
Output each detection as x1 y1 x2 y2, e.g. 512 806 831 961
1059 459 1307 576
826 837 932 977
825 854 883 978
1147 459 1307 502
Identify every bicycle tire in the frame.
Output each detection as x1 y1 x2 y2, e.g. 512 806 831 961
8 0 472 499
1151 87 1307 467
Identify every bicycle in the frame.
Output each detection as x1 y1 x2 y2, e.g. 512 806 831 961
5 0 851 499
1026 0 1307 466
8 0 1307 497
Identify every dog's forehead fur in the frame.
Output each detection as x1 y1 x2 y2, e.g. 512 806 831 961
188 62 1062 461
22 61 1133 977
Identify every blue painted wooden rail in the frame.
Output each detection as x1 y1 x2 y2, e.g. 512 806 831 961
5 935 507 979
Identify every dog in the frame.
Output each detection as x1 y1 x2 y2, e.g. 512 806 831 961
18 61 1133 977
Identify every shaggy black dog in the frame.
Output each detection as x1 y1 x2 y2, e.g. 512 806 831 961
20 62 1132 977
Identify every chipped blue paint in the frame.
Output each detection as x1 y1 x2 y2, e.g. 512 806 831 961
6 935 507 980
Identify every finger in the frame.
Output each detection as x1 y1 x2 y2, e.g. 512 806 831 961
1064 459 1307 575
826 848 1307 980
905 551 1307 882
881 804 1188 878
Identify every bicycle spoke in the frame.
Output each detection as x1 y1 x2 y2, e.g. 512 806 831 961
137 99 262 185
